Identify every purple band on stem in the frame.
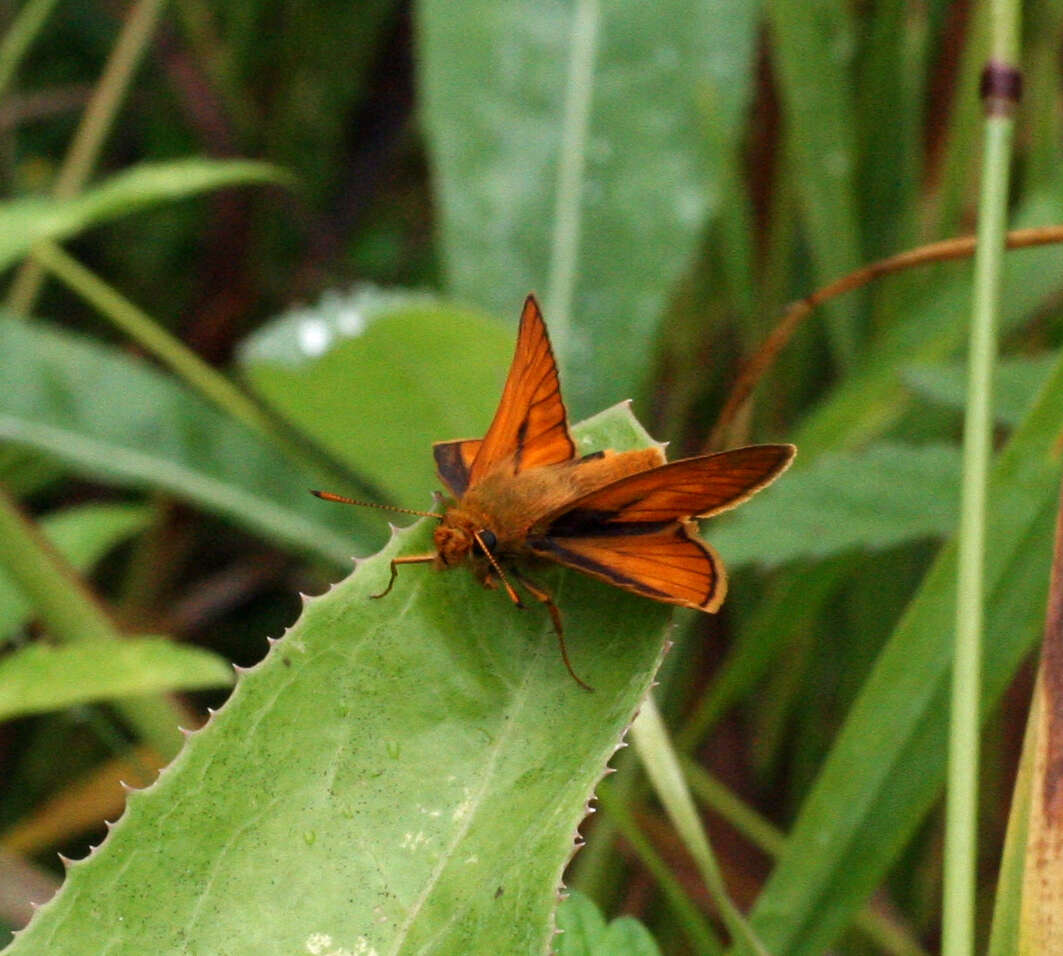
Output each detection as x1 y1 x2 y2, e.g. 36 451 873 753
980 61 1023 114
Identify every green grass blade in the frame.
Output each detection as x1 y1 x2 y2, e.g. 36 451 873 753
0 487 184 758
0 159 289 275
0 503 150 642
0 0 62 99
742 346 1063 954
632 697 768 955
0 637 233 721
986 675 1038 955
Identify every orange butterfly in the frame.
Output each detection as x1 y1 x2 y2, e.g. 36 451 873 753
314 295 794 689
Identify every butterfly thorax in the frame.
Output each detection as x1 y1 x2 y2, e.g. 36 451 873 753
434 447 669 569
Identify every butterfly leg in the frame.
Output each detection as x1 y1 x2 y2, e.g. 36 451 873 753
511 570 593 693
372 554 435 599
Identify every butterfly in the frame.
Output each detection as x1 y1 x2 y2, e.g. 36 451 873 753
313 295 795 689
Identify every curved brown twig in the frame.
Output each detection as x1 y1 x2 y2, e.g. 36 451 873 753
707 225 1063 451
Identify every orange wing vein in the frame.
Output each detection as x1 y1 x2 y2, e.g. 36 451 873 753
467 295 575 485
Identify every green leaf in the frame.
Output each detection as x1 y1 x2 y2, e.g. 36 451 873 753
0 316 369 565
8 405 674 954
0 502 151 641
709 443 960 569
237 287 512 507
556 890 662 956
903 351 1059 426
419 0 759 417
741 339 1063 953
0 637 233 721
0 159 289 272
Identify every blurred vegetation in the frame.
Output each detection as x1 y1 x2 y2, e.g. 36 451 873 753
0 0 1061 953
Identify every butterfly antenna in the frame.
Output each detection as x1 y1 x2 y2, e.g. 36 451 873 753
310 489 443 520
472 530 524 608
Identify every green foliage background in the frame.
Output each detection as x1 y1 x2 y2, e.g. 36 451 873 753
1 0 1060 953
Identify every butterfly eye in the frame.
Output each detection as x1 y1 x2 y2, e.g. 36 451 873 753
477 529 498 553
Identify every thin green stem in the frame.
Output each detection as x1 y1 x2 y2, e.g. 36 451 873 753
630 695 768 955
593 786 724 955
942 2 1020 949
6 0 168 314
545 0 599 354
680 758 931 956
0 485 184 758
0 0 62 101
32 244 267 434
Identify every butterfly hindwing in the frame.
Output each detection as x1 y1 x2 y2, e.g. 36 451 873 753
525 444 794 611
528 522 726 611
467 295 575 485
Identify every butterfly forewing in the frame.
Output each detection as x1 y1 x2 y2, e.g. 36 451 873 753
542 444 795 528
467 295 575 484
529 523 725 611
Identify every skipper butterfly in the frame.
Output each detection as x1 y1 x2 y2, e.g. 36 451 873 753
314 295 794 689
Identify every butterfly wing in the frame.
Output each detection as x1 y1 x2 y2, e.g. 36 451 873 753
529 523 726 611
466 295 575 485
527 444 795 611
433 439 482 497
542 444 796 528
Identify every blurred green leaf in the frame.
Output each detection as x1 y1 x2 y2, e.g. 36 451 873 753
709 443 960 569
419 0 759 416
852 0 925 260
0 502 151 642
903 351 1059 426
0 316 369 564
556 889 662 956
0 159 289 273
237 287 512 507
8 405 673 954
765 0 864 364
0 637 233 721
742 346 1063 954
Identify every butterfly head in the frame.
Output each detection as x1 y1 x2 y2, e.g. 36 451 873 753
433 510 500 570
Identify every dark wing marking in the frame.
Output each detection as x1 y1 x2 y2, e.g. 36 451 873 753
543 444 795 526
433 439 482 497
467 295 575 485
528 523 726 612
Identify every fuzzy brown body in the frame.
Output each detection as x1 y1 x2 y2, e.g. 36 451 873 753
434 447 666 575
